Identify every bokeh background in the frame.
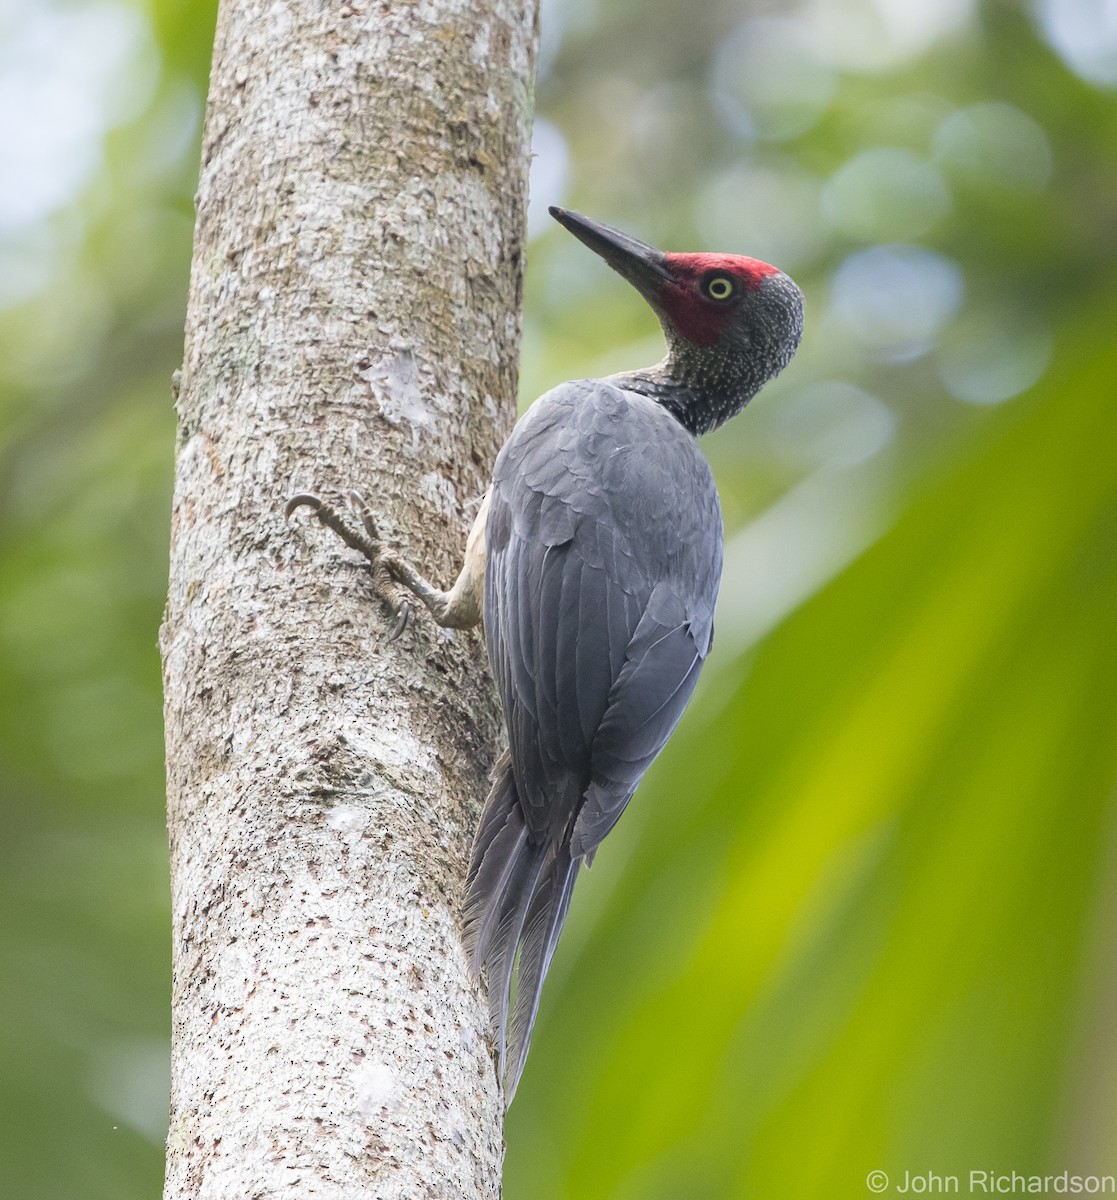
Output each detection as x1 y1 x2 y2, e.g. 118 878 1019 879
2 0 1115 1196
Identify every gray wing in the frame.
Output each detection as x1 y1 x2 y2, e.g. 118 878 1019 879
484 378 723 856
470 378 723 1099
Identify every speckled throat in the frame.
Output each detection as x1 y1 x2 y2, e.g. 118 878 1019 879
609 339 777 438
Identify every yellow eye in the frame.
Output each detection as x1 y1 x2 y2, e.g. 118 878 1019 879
704 275 735 301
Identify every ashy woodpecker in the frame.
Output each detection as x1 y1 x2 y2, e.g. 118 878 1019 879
288 207 804 1103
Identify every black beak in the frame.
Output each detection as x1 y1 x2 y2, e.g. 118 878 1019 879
549 207 673 298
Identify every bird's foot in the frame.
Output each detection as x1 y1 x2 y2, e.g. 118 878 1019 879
285 491 412 639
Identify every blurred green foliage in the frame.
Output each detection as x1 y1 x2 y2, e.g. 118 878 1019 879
1 1 1114 1197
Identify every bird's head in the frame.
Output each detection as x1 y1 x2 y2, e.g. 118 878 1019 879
549 206 804 434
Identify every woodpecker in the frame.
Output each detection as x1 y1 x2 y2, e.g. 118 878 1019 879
288 207 804 1103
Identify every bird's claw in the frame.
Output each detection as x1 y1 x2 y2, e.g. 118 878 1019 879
286 490 411 638
388 599 412 642
285 492 324 521
364 566 413 642
348 490 382 543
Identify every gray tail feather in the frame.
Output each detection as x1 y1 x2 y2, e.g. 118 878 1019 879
462 752 581 1105
504 848 579 1100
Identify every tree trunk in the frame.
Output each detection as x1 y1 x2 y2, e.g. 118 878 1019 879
160 1 538 1195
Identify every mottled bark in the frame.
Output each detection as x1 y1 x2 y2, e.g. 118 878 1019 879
160 1 537 1196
